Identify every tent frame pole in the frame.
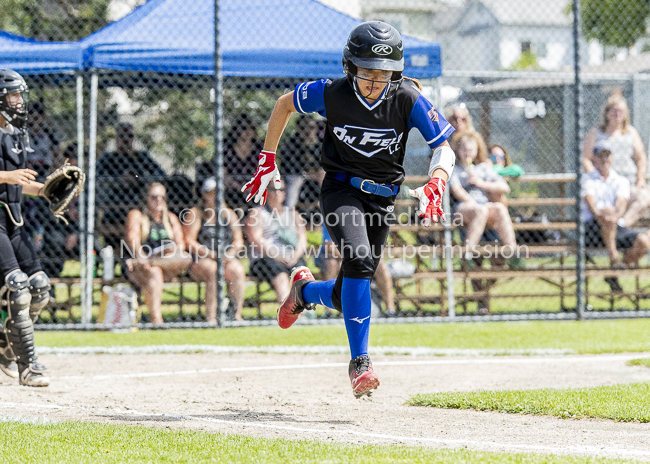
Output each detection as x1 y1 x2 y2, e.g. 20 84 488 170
84 72 98 324
76 74 87 314
214 0 226 327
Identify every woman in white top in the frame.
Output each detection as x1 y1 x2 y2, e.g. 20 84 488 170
583 92 650 226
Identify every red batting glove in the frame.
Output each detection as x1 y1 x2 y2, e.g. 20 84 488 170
408 177 446 226
241 150 281 205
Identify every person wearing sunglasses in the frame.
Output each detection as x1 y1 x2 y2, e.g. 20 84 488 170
490 144 524 179
124 182 212 324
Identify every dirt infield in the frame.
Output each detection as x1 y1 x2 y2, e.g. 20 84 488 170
1 351 650 460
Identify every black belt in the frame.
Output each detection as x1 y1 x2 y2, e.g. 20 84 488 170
333 173 399 197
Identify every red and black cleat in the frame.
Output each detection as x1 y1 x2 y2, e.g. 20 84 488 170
349 355 380 399
277 266 315 329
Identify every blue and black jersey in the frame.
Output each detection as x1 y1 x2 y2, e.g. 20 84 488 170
293 77 454 185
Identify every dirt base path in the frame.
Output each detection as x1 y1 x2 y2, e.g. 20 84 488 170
1 352 650 460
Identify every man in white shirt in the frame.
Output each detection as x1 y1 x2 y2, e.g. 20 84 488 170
582 140 650 291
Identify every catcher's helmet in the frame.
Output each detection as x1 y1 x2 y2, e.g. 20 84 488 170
0 69 29 130
342 21 404 100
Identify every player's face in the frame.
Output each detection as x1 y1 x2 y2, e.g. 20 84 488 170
5 92 24 110
356 68 393 101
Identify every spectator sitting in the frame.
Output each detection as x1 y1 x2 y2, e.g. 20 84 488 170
96 122 167 250
485 144 524 205
244 180 308 303
27 101 60 180
582 140 650 292
582 92 650 227
316 225 395 317
279 115 322 211
446 104 488 157
490 144 524 179
449 131 519 264
124 182 212 324
223 113 264 211
183 177 246 322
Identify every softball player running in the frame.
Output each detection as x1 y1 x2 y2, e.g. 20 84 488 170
242 21 455 398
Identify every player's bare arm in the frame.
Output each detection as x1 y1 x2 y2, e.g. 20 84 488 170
183 207 210 258
582 128 597 173
240 94 296 205
631 127 647 188
23 181 45 197
263 92 299 153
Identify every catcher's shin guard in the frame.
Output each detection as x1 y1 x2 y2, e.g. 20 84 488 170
0 332 18 379
1 270 36 369
28 271 51 322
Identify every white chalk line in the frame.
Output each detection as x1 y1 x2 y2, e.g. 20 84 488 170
56 354 645 381
0 401 648 460
37 345 575 357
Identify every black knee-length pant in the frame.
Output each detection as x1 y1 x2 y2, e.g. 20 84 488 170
0 208 42 284
320 175 396 311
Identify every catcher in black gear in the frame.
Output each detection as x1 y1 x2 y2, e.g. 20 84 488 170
0 69 83 386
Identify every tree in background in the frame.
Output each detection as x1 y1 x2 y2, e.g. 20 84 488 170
568 0 650 49
0 0 112 41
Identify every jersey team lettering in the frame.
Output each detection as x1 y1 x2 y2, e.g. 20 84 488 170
332 125 403 157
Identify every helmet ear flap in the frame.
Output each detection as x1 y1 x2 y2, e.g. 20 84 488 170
342 58 357 78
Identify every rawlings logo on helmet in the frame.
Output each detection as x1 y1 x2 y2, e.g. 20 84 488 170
371 44 393 56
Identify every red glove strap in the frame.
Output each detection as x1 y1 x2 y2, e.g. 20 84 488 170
259 150 276 163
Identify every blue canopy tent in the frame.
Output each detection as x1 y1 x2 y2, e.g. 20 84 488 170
0 30 82 75
79 0 442 78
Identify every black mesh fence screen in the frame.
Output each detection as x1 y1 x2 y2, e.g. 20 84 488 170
2 0 650 326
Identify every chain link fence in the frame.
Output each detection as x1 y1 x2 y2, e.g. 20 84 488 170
2 0 650 327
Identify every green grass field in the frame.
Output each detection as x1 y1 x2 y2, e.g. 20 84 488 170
627 358 650 368
0 420 634 464
35 318 650 354
408 383 650 422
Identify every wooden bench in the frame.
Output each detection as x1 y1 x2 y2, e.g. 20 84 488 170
381 174 650 315
43 274 280 324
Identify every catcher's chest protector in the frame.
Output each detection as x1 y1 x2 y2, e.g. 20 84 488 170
0 128 25 224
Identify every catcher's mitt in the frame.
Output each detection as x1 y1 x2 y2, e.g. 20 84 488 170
41 160 86 224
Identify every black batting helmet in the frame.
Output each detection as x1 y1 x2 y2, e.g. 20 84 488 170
0 69 29 130
342 21 404 100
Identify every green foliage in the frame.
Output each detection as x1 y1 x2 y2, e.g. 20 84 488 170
508 51 542 71
0 0 112 40
627 358 650 367
0 420 633 464
409 382 650 422
567 0 650 49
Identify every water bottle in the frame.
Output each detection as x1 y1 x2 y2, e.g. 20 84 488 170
100 246 114 281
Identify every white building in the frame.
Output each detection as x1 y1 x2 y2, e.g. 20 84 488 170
432 0 584 72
